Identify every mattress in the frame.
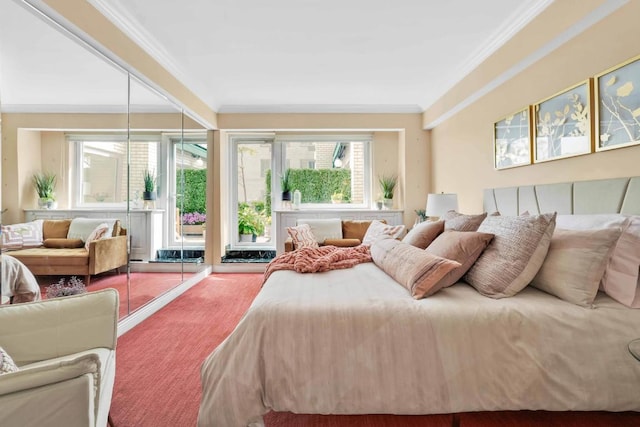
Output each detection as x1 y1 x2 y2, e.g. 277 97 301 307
198 262 640 427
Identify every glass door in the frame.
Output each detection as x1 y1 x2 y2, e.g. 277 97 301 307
231 138 274 248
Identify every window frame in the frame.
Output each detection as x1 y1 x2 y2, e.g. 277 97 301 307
274 134 372 210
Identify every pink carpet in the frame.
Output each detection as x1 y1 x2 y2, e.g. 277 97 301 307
110 273 640 426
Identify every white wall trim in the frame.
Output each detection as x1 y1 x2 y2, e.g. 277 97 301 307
424 0 629 130
218 104 423 114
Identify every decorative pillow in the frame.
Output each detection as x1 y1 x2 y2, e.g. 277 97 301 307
342 220 386 240
84 223 110 251
402 220 444 249
287 224 319 250
556 214 640 307
531 228 622 307
323 238 361 247
0 347 19 375
67 218 117 242
297 218 342 243
442 211 487 232
371 238 460 298
361 220 406 246
42 219 72 239
1 220 44 251
464 212 557 298
425 230 494 289
44 238 85 249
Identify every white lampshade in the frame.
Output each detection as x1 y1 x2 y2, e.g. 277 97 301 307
425 193 459 218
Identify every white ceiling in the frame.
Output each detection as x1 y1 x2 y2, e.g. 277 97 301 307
0 0 554 114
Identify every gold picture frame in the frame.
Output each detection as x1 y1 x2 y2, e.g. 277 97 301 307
595 54 640 152
533 80 593 163
494 106 532 169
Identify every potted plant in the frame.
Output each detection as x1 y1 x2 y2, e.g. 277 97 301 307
143 169 157 201
238 205 265 242
280 168 292 201
378 174 397 209
33 172 57 209
181 212 206 236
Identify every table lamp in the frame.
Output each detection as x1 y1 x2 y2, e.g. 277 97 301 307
425 193 459 220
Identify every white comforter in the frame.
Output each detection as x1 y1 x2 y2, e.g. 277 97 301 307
198 263 640 427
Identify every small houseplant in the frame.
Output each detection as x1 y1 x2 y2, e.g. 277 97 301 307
378 174 397 209
280 169 292 201
143 169 157 201
238 205 265 242
33 172 57 209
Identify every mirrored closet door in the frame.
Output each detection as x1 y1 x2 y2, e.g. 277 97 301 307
0 0 208 317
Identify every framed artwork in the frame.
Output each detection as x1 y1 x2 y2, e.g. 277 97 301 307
494 107 532 169
595 54 640 152
533 80 593 163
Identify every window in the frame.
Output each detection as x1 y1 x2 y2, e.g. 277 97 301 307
229 134 372 249
277 135 371 207
72 136 159 207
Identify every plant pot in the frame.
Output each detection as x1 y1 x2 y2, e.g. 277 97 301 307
38 198 49 209
383 198 393 210
143 191 157 201
282 191 291 201
375 201 383 210
182 224 204 236
239 233 256 242
46 200 58 209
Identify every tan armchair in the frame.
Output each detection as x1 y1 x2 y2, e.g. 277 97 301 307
0 289 118 427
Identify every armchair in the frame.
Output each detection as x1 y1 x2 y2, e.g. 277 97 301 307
0 289 118 427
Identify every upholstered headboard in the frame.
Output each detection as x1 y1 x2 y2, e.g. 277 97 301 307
484 176 640 216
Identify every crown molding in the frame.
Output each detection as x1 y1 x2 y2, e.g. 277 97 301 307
419 0 553 110
217 104 423 114
424 0 629 129
88 0 216 110
0 103 178 114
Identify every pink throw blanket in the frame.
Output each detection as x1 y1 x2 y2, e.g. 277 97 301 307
264 245 372 282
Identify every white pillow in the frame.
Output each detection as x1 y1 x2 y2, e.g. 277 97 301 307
1 220 44 251
531 228 622 307
361 220 406 246
297 218 342 243
84 223 110 251
67 218 116 242
555 214 640 308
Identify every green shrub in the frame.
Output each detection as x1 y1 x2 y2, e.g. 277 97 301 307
177 169 207 214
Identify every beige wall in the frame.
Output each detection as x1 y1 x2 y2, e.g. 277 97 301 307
1 112 197 224
217 114 427 223
426 0 640 213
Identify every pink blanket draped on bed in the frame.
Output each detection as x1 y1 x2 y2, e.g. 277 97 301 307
264 245 371 282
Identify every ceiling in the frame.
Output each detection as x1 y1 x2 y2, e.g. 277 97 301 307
0 0 554 114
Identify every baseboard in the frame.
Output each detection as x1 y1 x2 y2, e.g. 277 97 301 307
212 263 266 273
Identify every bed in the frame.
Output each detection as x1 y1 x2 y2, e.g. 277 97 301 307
198 176 640 427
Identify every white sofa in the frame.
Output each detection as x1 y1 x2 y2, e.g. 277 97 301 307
0 289 118 427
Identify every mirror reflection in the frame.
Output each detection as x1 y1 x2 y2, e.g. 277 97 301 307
0 1 206 317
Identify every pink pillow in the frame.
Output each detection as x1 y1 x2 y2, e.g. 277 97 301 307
371 238 460 299
1 220 44 251
402 220 444 249
287 224 319 250
442 211 487 232
425 230 494 288
84 223 110 251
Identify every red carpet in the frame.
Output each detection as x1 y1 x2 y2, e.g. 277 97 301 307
37 272 187 317
111 274 640 427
